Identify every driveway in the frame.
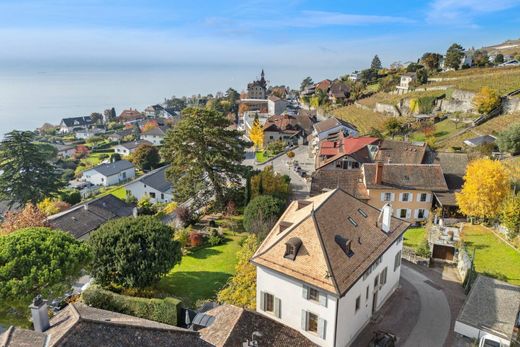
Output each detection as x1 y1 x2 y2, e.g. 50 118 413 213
353 262 464 347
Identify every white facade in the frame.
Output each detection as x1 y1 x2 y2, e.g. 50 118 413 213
313 125 358 143
454 321 511 347
57 147 76 158
125 180 173 203
268 99 288 116
256 235 404 347
141 134 164 146
114 145 132 156
82 167 135 187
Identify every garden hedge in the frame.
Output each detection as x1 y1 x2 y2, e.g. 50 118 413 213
82 286 182 326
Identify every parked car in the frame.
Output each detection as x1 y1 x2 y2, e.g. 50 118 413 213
368 331 396 347
479 334 502 347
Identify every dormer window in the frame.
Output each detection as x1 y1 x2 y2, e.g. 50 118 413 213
278 221 293 234
284 237 302 260
335 235 354 257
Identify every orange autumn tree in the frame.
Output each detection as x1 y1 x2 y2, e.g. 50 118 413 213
456 158 510 219
1 203 48 235
142 120 159 133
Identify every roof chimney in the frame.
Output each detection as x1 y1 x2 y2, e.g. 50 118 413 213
29 295 50 333
132 207 138 218
84 203 89 211
375 162 384 185
379 203 393 233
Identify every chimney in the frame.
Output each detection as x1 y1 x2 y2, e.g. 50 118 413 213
132 207 138 218
380 204 393 233
375 162 383 185
29 295 50 333
84 203 89 211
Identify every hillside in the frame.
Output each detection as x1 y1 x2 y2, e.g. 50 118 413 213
482 38 520 55
331 104 388 133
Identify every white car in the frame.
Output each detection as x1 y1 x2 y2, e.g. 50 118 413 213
479 334 502 347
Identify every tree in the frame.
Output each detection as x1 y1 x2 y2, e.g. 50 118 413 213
88 216 181 289
371 55 382 70
250 166 291 202
142 120 159 133
238 103 250 115
473 50 489 67
300 76 313 91
249 115 264 150
501 193 520 239
1 203 48 234
494 54 504 64
420 52 443 71
359 68 378 84
217 234 258 309
243 195 285 236
473 87 501 114
90 112 103 124
415 68 428 85
384 118 406 139
445 43 465 70
131 144 160 171
0 227 90 300
37 198 70 216
456 159 510 219
0 131 64 206
497 123 520 154
379 75 399 92
161 108 249 210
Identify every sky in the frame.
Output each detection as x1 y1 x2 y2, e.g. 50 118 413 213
0 0 519 133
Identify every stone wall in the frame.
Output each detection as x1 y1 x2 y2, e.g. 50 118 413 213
503 97 520 114
439 89 476 113
375 102 400 116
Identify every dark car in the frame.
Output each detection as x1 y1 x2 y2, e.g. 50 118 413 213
368 331 396 347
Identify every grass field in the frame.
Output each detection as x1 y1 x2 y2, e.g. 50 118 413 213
403 227 426 249
462 224 520 285
357 90 447 109
156 232 246 307
255 151 272 163
332 104 388 133
410 118 468 143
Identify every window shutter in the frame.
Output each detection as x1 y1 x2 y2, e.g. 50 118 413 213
260 291 265 311
406 209 411 219
391 193 395 201
318 318 327 339
424 209 430 218
302 285 309 300
301 310 308 330
426 193 431 202
399 193 403 202
408 193 413 201
274 298 281 318
414 209 419 219
319 292 327 307
380 192 386 201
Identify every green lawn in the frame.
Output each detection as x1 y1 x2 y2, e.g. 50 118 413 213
255 151 272 163
462 225 520 285
156 232 246 307
403 226 426 249
410 118 467 143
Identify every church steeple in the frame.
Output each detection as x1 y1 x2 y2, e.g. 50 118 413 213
261 69 265 79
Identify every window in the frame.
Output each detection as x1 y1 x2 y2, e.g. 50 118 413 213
401 192 410 202
380 267 387 286
419 193 428 202
355 296 361 312
383 192 392 202
308 312 318 333
161 193 164 200
122 172 127 179
357 208 368 218
347 217 358 227
399 209 407 219
394 251 402 271
417 209 425 219
366 286 369 300
374 274 379 289
150 192 156 198
263 293 274 312
309 288 319 302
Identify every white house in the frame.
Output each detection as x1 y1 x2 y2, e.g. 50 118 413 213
311 117 358 153
267 95 288 116
52 144 76 158
141 126 169 146
125 166 173 203
59 116 93 134
251 189 410 347
396 72 416 94
82 160 135 187
113 140 152 156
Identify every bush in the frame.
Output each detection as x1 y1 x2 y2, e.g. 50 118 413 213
175 206 197 227
173 227 190 249
415 239 431 258
81 286 181 325
137 196 156 215
59 188 82 205
208 234 224 246
243 195 285 236
189 231 204 247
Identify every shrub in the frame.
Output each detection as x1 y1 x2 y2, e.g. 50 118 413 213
208 234 224 246
189 231 204 247
137 196 156 215
176 206 197 227
81 286 181 325
173 227 190 249
415 239 431 258
243 195 285 236
497 122 520 154
473 87 501 114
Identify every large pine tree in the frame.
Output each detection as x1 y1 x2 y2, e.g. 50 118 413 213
0 131 64 206
161 108 249 210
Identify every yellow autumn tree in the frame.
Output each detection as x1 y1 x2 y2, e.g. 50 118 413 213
249 115 264 150
473 86 501 114
456 158 510 219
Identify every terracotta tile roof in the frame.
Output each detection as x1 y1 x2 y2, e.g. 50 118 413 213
374 140 427 164
251 189 409 296
316 136 379 169
263 114 301 135
315 79 331 91
363 163 449 191
199 304 317 347
310 170 369 199
118 109 144 122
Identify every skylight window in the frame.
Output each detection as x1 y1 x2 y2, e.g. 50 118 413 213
348 217 358 227
357 209 368 218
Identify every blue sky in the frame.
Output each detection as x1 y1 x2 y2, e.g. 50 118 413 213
0 0 519 90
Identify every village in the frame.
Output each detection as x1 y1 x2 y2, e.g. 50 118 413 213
0 38 519 347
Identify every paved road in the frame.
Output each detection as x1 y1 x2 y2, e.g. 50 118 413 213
401 264 451 347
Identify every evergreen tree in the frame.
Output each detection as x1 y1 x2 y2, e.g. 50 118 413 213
161 108 249 210
445 43 465 70
494 54 504 64
300 77 314 91
371 55 382 70
0 131 64 206
131 143 161 171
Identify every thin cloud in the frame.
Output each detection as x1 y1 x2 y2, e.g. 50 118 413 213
427 0 520 24
294 11 415 27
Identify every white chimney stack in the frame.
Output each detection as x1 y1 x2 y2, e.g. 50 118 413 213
132 207 138 218
29 295 50 333
380 203 393 233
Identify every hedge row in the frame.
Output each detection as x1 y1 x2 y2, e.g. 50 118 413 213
81 286 182 326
